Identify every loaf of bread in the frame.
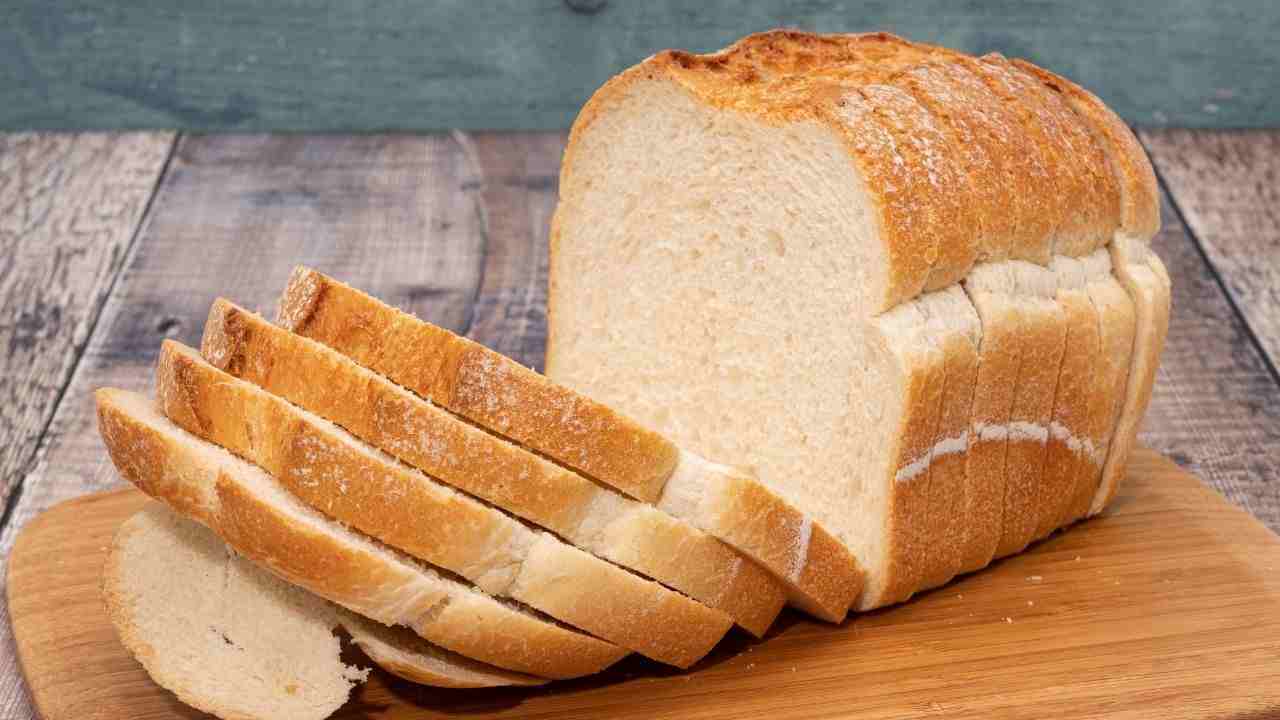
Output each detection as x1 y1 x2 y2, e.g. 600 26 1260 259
546 30 1169 610
93 30 1172 719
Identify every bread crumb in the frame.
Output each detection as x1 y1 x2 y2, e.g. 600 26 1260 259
1026 575 1042 582
1004 617 1013 624
1074 555 1081 561
1027 600 1034 606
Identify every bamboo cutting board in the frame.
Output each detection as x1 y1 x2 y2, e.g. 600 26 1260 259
8 448 1280 720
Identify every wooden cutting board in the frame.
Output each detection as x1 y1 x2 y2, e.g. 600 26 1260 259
8 448 1280 720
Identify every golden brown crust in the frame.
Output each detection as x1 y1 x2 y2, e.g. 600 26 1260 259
1036 261 1101 538
888 61 1022 265
1068 259 1137 523
204 299 784 637
996 55 1120 257
1011 60 1160 239
859 308 943 610
155 341 733 666
340 613 547 688
277 266 679 504
994 270 1067 560
95 389 626 679
1013 61 1166 515
1092 248 1170 515
957 55 1091 264
957 283 1021 574
564 31 1125 313
690 464 864 621
914 292 980 592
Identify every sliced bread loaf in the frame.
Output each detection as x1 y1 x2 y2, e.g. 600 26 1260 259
200 298 784 637
96 388 627 679
545 31 1160 608
278 267 863 621
154 340 732 667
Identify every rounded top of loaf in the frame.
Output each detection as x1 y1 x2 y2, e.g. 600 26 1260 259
560 30 1158 314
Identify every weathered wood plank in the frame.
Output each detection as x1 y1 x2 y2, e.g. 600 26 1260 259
465 131 566 369
0 132 494 719
4 2 1279 131
1140 189 1280 528
1140 129 1280 373
0 132 173 512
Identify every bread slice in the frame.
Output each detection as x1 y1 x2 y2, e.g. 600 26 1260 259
201 298 784 637
957 264 1022 573
1009 60 1170 515
1069 252 1137 522
913 286 981 591
993 262 1068 559
107 503 544 717
96 388 627 679
339 612 546 689
1034 255 1101 537
278 267 863 621
869 300 945 607
105 503 369 720
154 340 732 668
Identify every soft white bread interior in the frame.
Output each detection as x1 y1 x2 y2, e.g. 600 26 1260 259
104 503 368 720
546 30 1166 608
200 298 785 637
278 266 864 620
153 340 732 668
105 503 544 720
96 388 628 679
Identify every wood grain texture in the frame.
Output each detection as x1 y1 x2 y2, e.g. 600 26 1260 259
1137 184 1280 530
0 132 519 719
0 132 173 510
4 2 1280 131
1140 129 1280 370
466 132 566 369
10 449 1280 720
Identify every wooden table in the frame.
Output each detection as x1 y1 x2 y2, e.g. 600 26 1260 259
0 129 1277 716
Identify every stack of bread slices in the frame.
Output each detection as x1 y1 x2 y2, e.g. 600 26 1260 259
98 266 862 720
548 30 1169 611
97 30 1169 720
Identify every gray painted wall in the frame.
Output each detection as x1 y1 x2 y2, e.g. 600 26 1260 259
2 1 1275 130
